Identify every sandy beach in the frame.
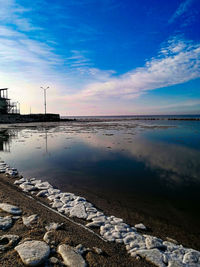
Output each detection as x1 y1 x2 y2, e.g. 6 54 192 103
0 172 154 267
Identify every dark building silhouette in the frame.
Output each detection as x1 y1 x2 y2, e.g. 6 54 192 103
0 88 18 114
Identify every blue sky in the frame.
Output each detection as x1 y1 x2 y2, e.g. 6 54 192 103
0 0 200 115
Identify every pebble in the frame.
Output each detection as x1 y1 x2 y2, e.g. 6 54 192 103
86 221 103 228
75 244 89 255
133 248 166 267
0 216 12 230
134 223 147 230
19 183 37 192
145 235 165 250
35 182 52 190
0 234 20 251
58 244 87 267
49 257 59 264
22 214 38 228
15 240 50 266
0 203 22 215
43 231 55 245
45 222 64 231
93 247 103 255
36 190 48 197
69 203 87 219
183 250 200 264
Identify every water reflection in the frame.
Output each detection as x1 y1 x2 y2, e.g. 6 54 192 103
0 129 19 152
0 121 200 228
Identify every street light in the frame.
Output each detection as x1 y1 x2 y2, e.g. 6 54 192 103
40 86 49 115
16 101 20 114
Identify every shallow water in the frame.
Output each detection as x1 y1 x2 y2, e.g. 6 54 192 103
0 118 200 229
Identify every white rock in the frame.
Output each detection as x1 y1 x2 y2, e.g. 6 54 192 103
49 257 59 264
15 240 50 266
134 248 165 267
60 196 74 204
47 195 59 201
183 250 200 264
134 223 147 230
92 215 107 223
36 190 48 197
168 260 185 267
19 183 37 192
0 216 12 230
22 214 38 228
112 217 123 223
164 249 185 264
123 233 137 245
102 232 115 242
75 244 89 255
86 221 102 228
48 188 61 195
35 182 52 190
115 224 128 232
145 236 164 249
31 179 42 185
74 196 86 203
0 203 22 215
111 231 122 239
87 213 99 221
14 178 27 185
69 203 87 219
163 241 179 252
85 207 97 213
51 201 63 209
58 244 87 267
45 222 64 231
43 231 55 245
125 233 146 252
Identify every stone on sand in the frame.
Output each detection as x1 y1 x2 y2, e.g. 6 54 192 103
58 244 87 267
145 236 164 250
69 203 87 219
45 222 64 231
134 248 165 267
134 223 147 230
19 183 37 192
43 231 55 245
0 234 20 251
0 216 12 230
0 203 22 215
22 214 38 228
15 240 50 266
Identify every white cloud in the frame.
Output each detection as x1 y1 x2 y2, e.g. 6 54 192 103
169 0 194 23
64 38 200 102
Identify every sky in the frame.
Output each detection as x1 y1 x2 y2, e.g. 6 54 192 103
0 0 200 116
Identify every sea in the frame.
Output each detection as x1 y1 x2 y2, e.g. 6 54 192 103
0 115 200 231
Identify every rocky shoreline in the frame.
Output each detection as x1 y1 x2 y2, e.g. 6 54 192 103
0 161 200 266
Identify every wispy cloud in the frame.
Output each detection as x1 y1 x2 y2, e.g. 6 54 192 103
64 38 200 102
169 0 194 23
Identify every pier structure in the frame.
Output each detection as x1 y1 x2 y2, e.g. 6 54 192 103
0 88 18 114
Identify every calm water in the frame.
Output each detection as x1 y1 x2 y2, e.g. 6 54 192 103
0 118 200 228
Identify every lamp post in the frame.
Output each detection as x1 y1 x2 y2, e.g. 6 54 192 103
16 101 20 114
41 86 49 115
